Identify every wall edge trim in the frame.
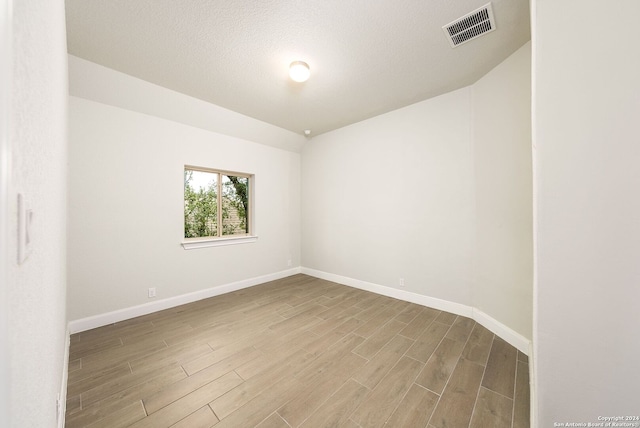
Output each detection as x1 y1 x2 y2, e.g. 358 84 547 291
472 308 530 354
301 267 531 354
529 339 537 427
68 266 531 355
67 267 302 334
58 329 70 428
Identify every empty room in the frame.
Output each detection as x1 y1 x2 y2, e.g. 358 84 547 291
2 0 639 427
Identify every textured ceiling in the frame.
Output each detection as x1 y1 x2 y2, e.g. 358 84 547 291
65 0 530 136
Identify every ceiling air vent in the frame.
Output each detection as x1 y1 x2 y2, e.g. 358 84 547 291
442 3 496 48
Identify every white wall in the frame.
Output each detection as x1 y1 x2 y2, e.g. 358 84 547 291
533 0 640 424
302 45 533 345
473 42 533 339
67 92 301 322
0 1 11 425
6 0 68 427
302 88 476 307
68 55 305 154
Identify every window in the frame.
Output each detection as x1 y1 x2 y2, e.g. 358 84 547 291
183 166 255 249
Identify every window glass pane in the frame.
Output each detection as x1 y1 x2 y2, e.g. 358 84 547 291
184 169 218 238
222 174 249 235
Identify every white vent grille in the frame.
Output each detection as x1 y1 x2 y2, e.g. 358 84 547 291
442 3 496 48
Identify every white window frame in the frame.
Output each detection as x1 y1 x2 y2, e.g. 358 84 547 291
181 165 257 250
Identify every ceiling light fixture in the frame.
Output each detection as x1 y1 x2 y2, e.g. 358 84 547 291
289 61 310 82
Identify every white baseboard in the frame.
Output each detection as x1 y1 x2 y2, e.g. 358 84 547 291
301 267 474 318
66 266 533 424
301 267 531 355
68 267 301 334
529 340 537 428
472 308 530 354
68 266 530 356
57 329 70 428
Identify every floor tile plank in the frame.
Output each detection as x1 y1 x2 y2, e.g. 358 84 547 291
461 323 494 366
82 364 186 408
170 405 218 428
299 379 369 428
132 371 243 428
482 336 517 399
517 350 528 363
210 349 314 420
309 305 364 336
353 335 414 389
384 383 439 428
142 347 260 414
398 307 440 340
303 317 364 356
66 366 187 428
69 336 123 361
183 342 260 376
351 356 424 428
65 395 81 416
469 387 514 428
428 358 485 428
415 337 465 394
353 319 407 360
394 303 424 324
354 307 399 338
295 333 364 384
85 400 146 428
213 376 303 428
280 352 366 426
68 358 82 372
129 342 212 375
405 322 449 363
65 275 529 428
67 363 131 397
513 360 531 428
256 412 290 428
445 316 475 343
434 311 457 325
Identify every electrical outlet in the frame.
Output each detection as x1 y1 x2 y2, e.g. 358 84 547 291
287 259 292 267
399 278 405 287
148 287 156 298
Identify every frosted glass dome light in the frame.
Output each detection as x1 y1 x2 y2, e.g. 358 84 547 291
289 61 310 82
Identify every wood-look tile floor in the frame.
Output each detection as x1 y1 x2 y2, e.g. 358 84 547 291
65 274 530 428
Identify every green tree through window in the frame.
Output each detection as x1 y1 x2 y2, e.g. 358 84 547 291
184 167 251 239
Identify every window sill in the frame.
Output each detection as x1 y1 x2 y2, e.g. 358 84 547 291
181 235 258 250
